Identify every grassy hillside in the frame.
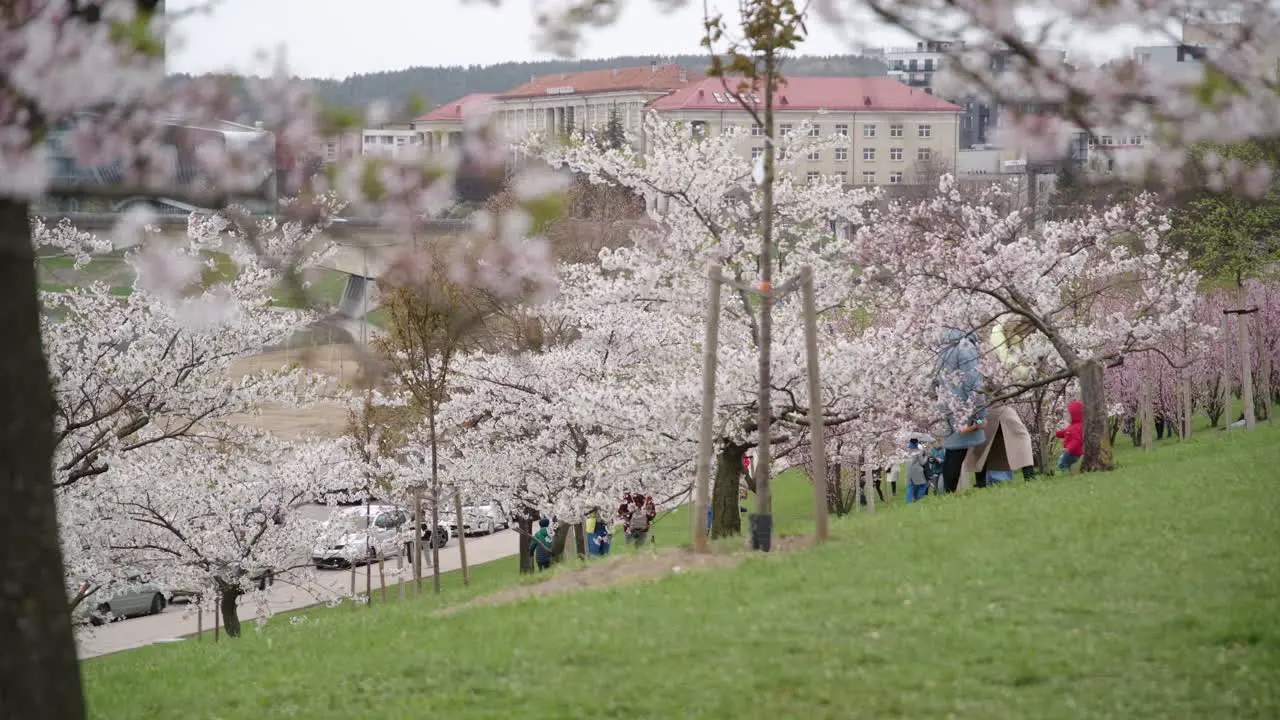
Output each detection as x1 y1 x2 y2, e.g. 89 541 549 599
82 424 1280 718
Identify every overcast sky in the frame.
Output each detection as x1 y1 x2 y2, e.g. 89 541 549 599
166 0 1167 80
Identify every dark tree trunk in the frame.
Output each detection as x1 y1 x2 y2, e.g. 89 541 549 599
1079 360 1113 471
711 444 746 538
219 588 243 638
550 523 571 563
516 511 534 574
572 522 587 560
0 198 86 719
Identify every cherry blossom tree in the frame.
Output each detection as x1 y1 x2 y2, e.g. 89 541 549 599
535 114 947 539
851 176 1204 471
72 434 350 638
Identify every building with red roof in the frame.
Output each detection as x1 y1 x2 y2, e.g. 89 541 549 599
412 92 498 153
646 75 964 186
490 61 700 141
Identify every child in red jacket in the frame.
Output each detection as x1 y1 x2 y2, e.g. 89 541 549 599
1055 401 1084 472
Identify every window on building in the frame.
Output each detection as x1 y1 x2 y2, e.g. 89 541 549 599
834 123 849 137
808 124 821 137
890 123 904 137
863 124 877 138
890 147 903 161
890 171 904 184
780 123 793 136
835 147 848 161
752 147 764 160
917 147 932 162
396 136 407 145
862 171 876 184
751 124 764 136
806 171 821 184
918 124 932 138
863 147 876 161
835 172 847 184
924 58 934 71
807 149 821 161
1100 135 1113 145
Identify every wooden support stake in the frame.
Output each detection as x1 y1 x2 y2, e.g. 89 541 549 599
799 266 829 543
397 551 405 601
692 264 723 553
1140 375 1155 452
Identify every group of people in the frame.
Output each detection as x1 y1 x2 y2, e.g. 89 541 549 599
916 326 1086 500
528 493 657 572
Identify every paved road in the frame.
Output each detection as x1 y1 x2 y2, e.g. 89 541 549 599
76 522 520 660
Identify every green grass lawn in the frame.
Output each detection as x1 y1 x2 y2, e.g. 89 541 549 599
82 424 1280 719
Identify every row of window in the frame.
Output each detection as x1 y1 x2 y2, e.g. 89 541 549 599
804 171 908 185
751 146 934 162
363 134 415 145
1092 134 1148 146
747 122 934 139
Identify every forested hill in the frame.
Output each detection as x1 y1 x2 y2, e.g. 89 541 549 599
247 54 885 115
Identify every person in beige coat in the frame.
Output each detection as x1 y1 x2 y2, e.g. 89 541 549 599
958 404 1035 489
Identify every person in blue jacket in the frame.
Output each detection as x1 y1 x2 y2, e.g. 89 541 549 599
934 328 986 493
586 510 612 557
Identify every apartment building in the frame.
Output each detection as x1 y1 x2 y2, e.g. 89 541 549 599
647 76 963 187
412 93 497 152
490 61 700 140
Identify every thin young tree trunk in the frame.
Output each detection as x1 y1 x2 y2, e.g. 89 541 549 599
452 486 469 586
1140 376 1154 452
428 404 441 594
1221 313 1232 423
751 49 778 553
412 489 423 594
0 198 86 719
1261 326 1273 424
1239 311 1256 429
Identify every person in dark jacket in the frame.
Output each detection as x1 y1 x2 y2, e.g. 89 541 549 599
530 518 554 571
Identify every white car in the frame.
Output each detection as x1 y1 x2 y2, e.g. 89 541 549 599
311 505 450 569
311 505 410 570
446 499 508 536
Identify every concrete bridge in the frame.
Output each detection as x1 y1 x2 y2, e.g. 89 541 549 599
42 212 472 344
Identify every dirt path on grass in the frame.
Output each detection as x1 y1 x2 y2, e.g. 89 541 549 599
436 536 813 617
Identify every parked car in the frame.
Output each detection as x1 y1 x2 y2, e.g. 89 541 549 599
445 499 509 536
73 579 168 626
311 505 450 569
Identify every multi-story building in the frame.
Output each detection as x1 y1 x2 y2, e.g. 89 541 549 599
361 122 421 159
873 41 1066 149
490 61 700 141
646 75 963 187
412 93 497 153
880 40 958 95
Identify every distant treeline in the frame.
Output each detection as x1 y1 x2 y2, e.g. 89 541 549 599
169 54 886 120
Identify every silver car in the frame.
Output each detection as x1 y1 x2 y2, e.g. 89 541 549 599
74 580 168 626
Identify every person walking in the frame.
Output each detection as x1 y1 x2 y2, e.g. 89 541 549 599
934 328 987 493
530 518 554 571
905 439 930 503
625 498 651 548
1056 401 1085 473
